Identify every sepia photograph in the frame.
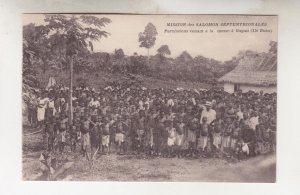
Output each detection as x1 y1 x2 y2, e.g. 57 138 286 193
22 14 277 182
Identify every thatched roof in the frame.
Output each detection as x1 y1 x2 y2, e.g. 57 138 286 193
218 52 277 86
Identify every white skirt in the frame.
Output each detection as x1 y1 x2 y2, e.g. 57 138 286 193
102 135 110 147
37 107 45 122
231 138 237 149
213 133 222 148
115 133 124 143
198 136 208 150
222 136 231 148
58 131 66 143
175 134 184 146
187 130 196 142
167 137 176 146
82 133 90 147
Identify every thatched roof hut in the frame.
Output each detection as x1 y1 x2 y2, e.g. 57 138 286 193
218 52 277 93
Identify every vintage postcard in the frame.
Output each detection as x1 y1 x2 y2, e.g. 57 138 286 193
22 14 277 182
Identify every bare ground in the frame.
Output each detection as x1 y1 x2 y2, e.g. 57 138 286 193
22 126 275 182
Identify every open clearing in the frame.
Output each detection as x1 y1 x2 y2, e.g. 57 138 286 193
23 126 275 182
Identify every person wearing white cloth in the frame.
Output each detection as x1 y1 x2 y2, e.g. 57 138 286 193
166 120 176 157
249 111 259 131
199 117 209 152
138 99 144 110
37 93 49 126
200 101 216 125
236 107 244 121
167 98 174 108
212 116 223 149
115 118 125 154
88 98 100 108
47 97 56 117
175 117 185 158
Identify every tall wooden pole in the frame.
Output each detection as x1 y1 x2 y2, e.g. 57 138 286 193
69 55 73 125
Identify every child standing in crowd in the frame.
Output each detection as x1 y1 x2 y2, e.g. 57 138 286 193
145 109 156 155
222 118 234 154
166 120 176 157
175 116 185 158
199 117 209 155
212 116 223 152
44 115 55 152
109 115 116 152
70 119 78 152
186 110 197 157
231 120 241 152
191 116 199 157
115 117 125 154
37 92 49 127
102 117 112 154
90 116 101 154
81 115 91 159
130 118 139 153
122 115 131 154
58 113 68 154
155 110 165 156
27 96 38 128
137 110 146 154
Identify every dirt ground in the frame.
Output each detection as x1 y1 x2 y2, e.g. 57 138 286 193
22 125 275 182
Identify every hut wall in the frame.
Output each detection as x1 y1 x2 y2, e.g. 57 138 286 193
239 84 277 94
223 82 277 94
224 83 235 93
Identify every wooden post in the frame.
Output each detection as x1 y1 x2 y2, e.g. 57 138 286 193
69 55 73 125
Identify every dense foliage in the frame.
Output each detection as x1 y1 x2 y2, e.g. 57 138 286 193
22 14 111 111
23 15 277 87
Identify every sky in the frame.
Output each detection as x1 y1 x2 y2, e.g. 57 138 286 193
23 14 277 62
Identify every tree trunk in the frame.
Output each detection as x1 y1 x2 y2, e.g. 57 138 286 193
146 48 150 75
69 55 73 125
147 48 150 65
42 58 46 73
59 47 63 72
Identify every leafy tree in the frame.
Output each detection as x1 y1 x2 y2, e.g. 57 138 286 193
138 23 158 64
73 51 93 73
129 54 147 75
112 49 128 73
269 41 277 54
23 24 48 95
22 39 40 91
194 55 210 67
42 14 111 123
90 52 111 71
175 51 194 68
47 32 67 72
157 44 171 65
114 48 125 59
268 41 277 71
157 44 171 57
22 38 40 116
44 14 111 70
23 39 35 67
23 23 51 73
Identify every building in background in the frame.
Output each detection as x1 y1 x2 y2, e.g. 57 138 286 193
218 52 277 94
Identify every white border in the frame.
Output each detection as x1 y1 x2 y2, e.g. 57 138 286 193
1 0 300 195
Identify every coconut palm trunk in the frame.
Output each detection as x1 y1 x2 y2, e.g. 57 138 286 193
69 55 73 125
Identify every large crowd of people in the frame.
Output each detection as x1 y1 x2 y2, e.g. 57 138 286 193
26 82 276 160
